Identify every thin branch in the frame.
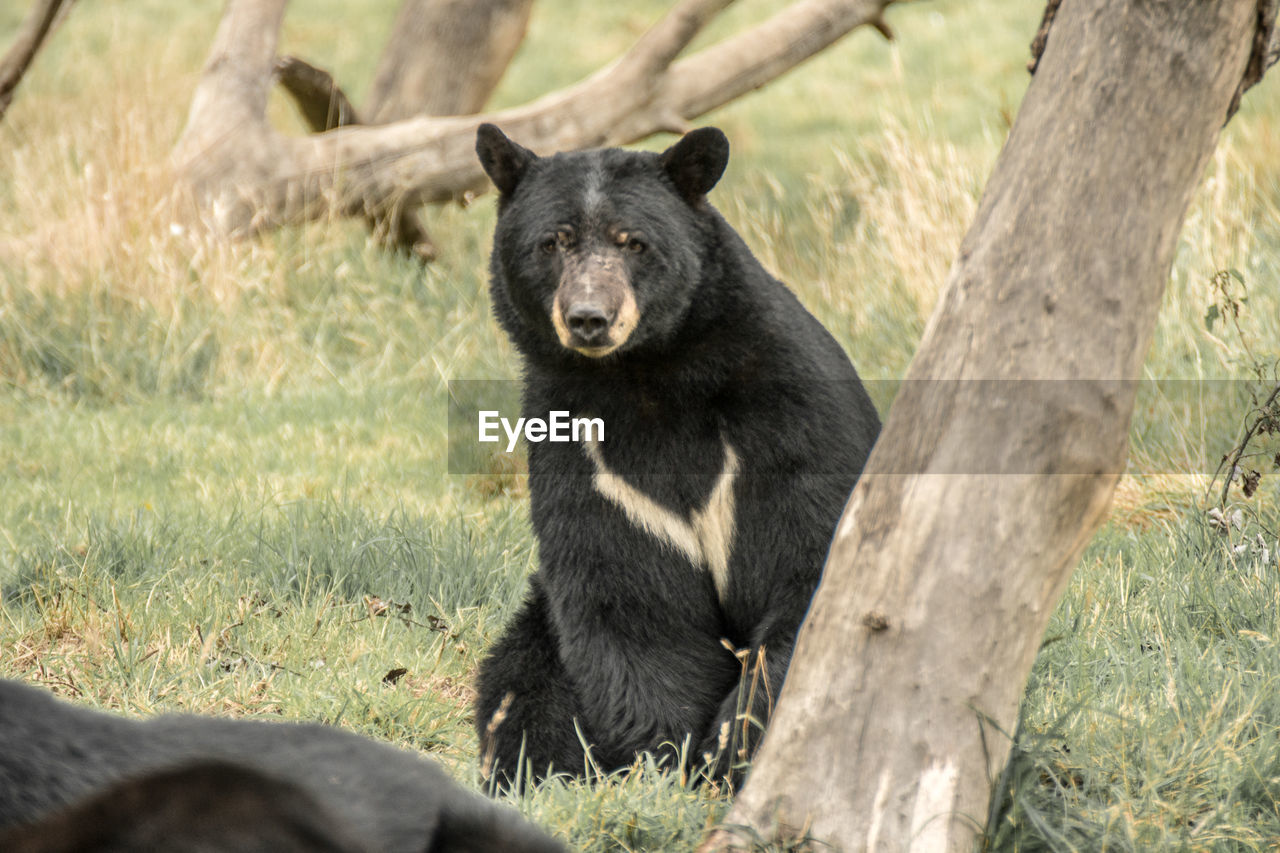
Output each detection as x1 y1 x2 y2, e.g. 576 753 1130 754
0 0 75 121
1215 383 1280 509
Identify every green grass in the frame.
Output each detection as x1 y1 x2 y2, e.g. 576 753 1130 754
994 518 1280 850
2 0 1280 849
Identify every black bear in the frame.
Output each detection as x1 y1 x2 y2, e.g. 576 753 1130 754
0 762 366 853
473 124 881 787
0 679 564 853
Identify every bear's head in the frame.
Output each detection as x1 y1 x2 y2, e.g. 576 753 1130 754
476 124 730 365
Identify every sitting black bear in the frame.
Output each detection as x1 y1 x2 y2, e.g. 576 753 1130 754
473 124 880 787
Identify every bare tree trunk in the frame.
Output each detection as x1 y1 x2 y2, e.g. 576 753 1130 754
701 2 1271 851
171 0 896 245
365 0 534 122
171 0 286 232
0 0 74 120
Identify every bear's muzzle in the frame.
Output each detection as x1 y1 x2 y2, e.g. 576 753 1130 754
551 251 639 357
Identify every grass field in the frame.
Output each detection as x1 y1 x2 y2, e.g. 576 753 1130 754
2 1 1280 849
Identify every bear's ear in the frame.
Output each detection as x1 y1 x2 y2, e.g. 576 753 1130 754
476 124 537 196
660 127 729 203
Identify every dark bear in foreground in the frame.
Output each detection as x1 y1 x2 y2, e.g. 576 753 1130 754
0 762 365 853
0 680 563 853
473 124 881 787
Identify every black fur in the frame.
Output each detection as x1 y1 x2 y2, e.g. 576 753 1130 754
0 680 564 853
0 762 366 853
473 125 880 786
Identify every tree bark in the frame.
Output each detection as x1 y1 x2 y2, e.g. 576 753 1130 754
364 0 534 122
701 2 1269 851
0 0 74 121
171 0 896 242
171 0 286 233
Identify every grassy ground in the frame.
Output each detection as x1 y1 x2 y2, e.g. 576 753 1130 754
2 1 1279 850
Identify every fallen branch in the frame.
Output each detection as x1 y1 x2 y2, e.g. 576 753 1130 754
274 54 436 259
171 0 898 244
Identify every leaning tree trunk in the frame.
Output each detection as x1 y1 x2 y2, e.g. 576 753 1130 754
702 1 1271 851
364 0 534 122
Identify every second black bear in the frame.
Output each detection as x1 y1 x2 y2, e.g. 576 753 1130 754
473 124 880 786
0 762 366 853
0 680 563 853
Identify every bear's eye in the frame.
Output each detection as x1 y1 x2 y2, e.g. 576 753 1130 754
539 237 557 254
626 237 647 254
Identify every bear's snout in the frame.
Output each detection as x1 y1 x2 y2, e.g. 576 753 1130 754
565 302 611 346
551 252 640 358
